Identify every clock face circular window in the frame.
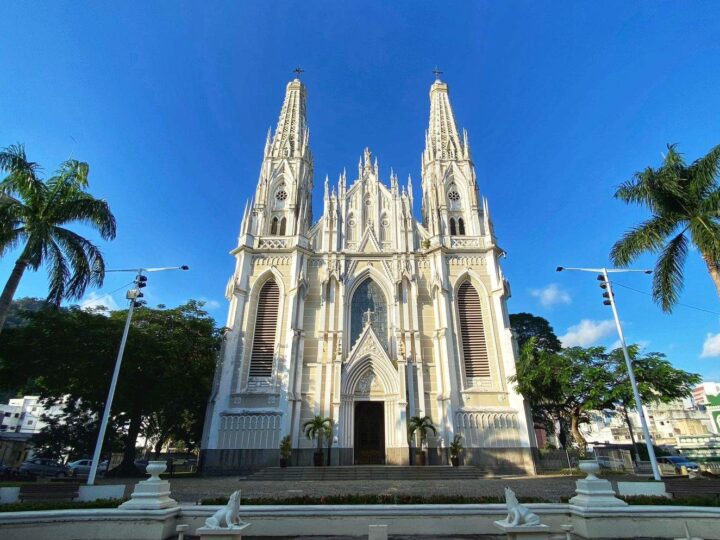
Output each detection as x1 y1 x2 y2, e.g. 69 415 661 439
276 190 288 201
448 191 460 202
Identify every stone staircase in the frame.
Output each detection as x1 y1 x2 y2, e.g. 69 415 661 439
243 465 484 481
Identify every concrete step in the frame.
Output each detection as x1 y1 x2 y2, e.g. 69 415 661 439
244 465 485 481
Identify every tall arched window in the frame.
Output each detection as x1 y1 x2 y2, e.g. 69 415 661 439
449 218 457 236
249 280 280 377
457 282 489 378
279 217 287 235
458 218 466 236
350 279 387 348
270 217 279 235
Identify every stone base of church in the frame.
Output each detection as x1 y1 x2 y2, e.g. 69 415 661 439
200 447 535 475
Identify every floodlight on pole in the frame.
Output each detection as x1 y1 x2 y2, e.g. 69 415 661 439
86 265 189 486
556 265 661 481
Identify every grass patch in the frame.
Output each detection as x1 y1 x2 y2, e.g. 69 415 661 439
201 494 550 506
0 498 126 512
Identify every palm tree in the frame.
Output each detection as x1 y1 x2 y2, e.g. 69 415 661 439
303 415 332 453
610 143 720 311
0 144 116 332
407 415 436 447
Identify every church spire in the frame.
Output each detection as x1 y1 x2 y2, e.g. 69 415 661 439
269 77 310 160
424 78 464 164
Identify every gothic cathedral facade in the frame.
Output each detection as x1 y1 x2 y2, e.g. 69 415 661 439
201 76 536 473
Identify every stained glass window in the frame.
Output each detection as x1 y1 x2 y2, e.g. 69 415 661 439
350 279 388 350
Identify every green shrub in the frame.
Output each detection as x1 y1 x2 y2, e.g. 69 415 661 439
0 498 126 512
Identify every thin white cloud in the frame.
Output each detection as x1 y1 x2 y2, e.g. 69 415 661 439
80 291 119 312
199 297 221 310
560 319 615 347
701 333 720 358
530 283 571 307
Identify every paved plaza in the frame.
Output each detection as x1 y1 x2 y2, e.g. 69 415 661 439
104 473 584 503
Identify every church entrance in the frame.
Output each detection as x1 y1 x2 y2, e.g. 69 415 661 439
353 401 385 464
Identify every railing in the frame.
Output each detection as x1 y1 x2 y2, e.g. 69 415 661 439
449 237 483 249
258 237 288 249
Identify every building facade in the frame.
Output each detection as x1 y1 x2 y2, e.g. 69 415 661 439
201 76 535 472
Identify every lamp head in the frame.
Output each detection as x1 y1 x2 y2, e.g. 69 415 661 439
556 267 564 272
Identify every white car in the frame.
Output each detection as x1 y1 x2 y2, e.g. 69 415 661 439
67 459 108 477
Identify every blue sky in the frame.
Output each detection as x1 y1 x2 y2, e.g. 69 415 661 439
2 2 720 381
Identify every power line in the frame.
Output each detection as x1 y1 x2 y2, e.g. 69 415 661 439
79 280 135 309
611 280 720 316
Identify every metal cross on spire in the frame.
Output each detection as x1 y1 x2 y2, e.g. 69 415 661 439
432 66 443 80
293 66 305 78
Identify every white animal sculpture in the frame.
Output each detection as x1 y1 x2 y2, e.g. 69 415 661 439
204 490 246 529
502 487 541 527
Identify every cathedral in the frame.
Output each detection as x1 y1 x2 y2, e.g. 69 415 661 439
201 75 536 473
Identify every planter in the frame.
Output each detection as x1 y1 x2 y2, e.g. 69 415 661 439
279 458 289 468
416 451 426 466
450 455 460 467
313 452 324 467
579 459 600 479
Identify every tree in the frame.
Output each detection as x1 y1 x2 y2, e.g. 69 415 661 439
510 339 701 452
0 144 116 333
303 416 332 453
0 300 221 475
604 345 700 461
509 313 562 352
407 415 437 447
610 143 720 311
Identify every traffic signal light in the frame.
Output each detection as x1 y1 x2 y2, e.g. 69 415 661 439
136 275 148 288
597 274 612 305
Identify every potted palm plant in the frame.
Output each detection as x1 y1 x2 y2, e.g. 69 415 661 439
408 415 436 466
449 434 463 467
303 416 332 467
279 435 292 468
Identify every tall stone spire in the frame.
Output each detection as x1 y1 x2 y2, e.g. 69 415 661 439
269 78 310 161
242 76 314 240
423 79 465 164
420 76 480 240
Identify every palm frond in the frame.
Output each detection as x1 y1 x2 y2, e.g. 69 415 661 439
53 192 117 240
51 227 104 298
45 239 71 305
610 215 678 266
652 232 688 312
688 144 720 199
688 216 720 264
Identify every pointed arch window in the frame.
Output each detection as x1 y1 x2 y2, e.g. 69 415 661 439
458 218 466 236
457 282 489 378
279 217 287 235
270 217 279 235
449 218 457 236
350 279 388 349
249 280 280 378
347 215 356 241
380 216 389 243
448 186 461 211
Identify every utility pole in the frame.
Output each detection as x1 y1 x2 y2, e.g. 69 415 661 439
557 266 661 481
87 265 188 486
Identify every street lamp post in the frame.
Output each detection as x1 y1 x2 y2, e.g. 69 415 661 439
86 265 188 486
556 266 661 482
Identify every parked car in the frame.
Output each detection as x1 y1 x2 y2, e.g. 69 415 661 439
657 456 700 474
18 458 70 477
67 459 108 477
134 459 149 472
